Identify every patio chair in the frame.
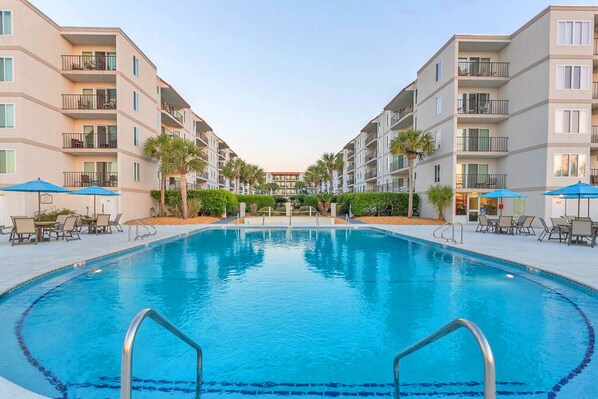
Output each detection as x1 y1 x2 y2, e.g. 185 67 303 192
109 213 124 233
55 214 69 229
567 220 596 248
513 215 526 229
562 215 572 224
496 216 514 235
93 214 112 234
49 216 80 242
516 216 535 236
538 218 565 242
8 216 28 241
11 217 37 246
475 215 491 233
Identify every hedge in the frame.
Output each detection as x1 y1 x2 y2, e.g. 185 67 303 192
334 192 419 217
150 189 238 217
294 194 319 209
236 194 275 210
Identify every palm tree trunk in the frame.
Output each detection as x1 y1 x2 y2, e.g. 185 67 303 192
249 183 253 194
235 177 239 193
180 174 189 219
407 156 415 218
160 175 166 217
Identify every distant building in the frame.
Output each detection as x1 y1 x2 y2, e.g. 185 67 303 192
265 172 305 196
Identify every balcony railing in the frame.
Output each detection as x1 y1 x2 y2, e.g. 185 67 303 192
197 132 208 144
219 177 226 186
455 174 506 189
365 170 377 180
62 94 117 110
346 177 355 186
391 105 414 125
390 157 406 172
218 149 226 158
457 61 509 78
456 137 508 152
592 126 598 144
347 162 355 171
365 133 376 145
196 172 208 181
593 82 598 100
61 54 116 71
366 150 377 162
591 169 598 186
347 150 355 158
63 133 117 149
199 151 208 161
457 99 508 115
594 38 598 55
161 102 183 124
64 172 118 187
369 182 408 193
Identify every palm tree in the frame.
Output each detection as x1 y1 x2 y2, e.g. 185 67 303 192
222 158 246 193
244 164 265 194
427 185 453 221
161 137 207 219
390 129 436 218
319 152 344 193
263 182 279 195
305 162 327 194
144 133 174 217
295 181 308 194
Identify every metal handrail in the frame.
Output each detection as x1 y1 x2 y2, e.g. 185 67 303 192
393 318 495 399
121 308 202 399
433 221 463 244
127 219 157 242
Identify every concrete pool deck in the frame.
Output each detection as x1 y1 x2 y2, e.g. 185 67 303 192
0 222 596 398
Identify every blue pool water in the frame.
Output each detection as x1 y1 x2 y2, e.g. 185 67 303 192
0 228 596 398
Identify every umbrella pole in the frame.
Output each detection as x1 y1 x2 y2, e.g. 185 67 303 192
38 191 41 219
94 194 97 218
578 195 581 218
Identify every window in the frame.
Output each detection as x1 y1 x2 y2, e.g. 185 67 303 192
132 56 139 77
553 153 586 177
414 116 417 130
0 57 13 81
414 89 418 104
434 164 441 183
0 104 14 128
432 130 441 149
455 193 466 215
435 95 442 115
435 61 441 82
0 11 12 35
133 91 139 111
134 162 140 182
133 127 139 146
555 109 588 133
0 149 15 173
557 21 591 45
556 65 589 90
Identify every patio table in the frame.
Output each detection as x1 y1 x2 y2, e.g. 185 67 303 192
34 221 58 242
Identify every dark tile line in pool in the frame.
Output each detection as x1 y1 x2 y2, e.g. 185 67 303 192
68 381 546 397
370 227 598 295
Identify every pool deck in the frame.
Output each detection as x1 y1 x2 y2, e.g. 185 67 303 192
0 222 596 398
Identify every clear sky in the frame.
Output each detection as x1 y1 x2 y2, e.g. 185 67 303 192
31 0 596 171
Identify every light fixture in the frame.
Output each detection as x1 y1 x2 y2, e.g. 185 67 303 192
505 274 514 279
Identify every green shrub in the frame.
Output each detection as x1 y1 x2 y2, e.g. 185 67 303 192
151 189 238 217
35 207 76 222
236 194 275 210
335 192 419 217
295 194 318 209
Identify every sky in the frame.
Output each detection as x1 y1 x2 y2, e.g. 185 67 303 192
32 0 597 171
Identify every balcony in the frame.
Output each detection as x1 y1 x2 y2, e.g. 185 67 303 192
62 133 117 153
456 137 508 154
593 82 598 100
365 150 377 163
218 161 225 170
455 174 506 189
218 149 226 158
390 157 407 172
347 150 355 159
196 171 209 181
61 54 116 82
390 105 414 130
370 182 408 193
161 101 184 127
162 127 180 138
591 169 598 186
592 126 598 144
458 61 509 87
199 151 208 161
346 177 355 186
196 132 209 146
219 176 226 186
347 162 355 171
62 94 117 119
457 99 508 123
365 133 377 147
64 172 118 187
365 170 377 181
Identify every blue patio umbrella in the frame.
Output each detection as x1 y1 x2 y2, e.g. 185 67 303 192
543 181 598 217
69 185 120 216
479 189 527 215
0 178 70 216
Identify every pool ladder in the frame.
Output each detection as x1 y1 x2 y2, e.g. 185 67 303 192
394 318 495 399
433 221 464 244
127 219 157 242
121 308 203 399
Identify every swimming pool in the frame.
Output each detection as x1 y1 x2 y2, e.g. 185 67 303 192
0 228 595 398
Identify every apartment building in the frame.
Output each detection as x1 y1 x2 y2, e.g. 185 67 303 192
0 0 237 223
336 5 598 223
265 172 304 196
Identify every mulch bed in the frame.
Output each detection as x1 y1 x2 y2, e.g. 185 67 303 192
354 216 443 225
124 216 221 225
